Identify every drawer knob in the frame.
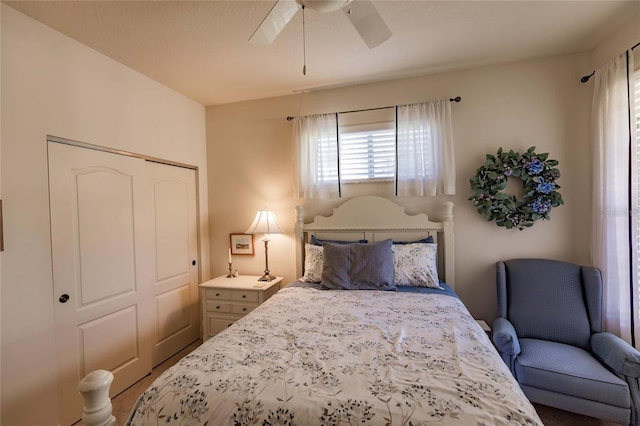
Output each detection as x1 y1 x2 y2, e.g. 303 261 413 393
242 308 247 312
242 295 246 298
216 306 220 309
216 293 220 296
227 323 232 328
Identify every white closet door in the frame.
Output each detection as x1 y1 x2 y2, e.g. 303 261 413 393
147 162 199 366
48 142 154 425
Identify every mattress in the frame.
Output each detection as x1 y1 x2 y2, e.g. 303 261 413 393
127 282 542 425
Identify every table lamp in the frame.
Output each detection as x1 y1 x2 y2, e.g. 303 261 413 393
245 208 283 281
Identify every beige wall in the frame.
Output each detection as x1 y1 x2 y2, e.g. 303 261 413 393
0 5 210 425
207 52 593 323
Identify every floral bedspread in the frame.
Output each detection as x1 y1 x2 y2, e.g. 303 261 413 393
127 284 542 425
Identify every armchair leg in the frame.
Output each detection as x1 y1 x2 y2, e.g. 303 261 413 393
499 353 516 375
627 377 640 426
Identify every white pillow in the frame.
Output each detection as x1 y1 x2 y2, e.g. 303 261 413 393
391 243 440 288
302 243 323 283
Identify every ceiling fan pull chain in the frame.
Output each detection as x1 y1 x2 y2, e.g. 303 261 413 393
302 5 307 75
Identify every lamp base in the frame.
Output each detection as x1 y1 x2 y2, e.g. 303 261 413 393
258 273 276 282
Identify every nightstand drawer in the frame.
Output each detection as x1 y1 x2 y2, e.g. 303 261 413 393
231 303 257 315
205 300 232 313
231 291 259 303
207 315 238 335
206 289 231 300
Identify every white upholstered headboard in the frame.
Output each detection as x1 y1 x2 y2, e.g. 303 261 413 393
294 196 455 289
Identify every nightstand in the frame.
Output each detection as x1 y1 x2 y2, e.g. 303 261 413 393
199 275 283 341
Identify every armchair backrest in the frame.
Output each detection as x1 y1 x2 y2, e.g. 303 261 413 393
497 259 603 350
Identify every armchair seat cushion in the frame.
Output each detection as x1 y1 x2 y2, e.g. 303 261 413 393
515 338 630 409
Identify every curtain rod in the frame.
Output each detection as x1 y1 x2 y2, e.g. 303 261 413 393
581 41 640 83
286 96 462 121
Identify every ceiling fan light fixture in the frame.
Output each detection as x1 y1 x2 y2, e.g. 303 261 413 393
296 0 352 13
250 0 390 50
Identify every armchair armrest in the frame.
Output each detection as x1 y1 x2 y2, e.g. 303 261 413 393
592 332 640 378
492 317 521 356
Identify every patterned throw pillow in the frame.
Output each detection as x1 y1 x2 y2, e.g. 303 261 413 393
391 243 440 288
302 243 323 283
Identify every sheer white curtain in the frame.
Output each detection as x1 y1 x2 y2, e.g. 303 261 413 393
292 113 340 199
591 50 634 344
396 100 456 196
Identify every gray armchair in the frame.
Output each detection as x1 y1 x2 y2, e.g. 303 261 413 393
494 258 640 425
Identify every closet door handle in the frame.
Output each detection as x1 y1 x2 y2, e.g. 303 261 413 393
59 294 70 303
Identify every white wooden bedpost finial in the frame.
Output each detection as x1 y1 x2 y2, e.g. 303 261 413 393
78 370 116 426
441 201 454 222
295 205 304 279
440 201 455 289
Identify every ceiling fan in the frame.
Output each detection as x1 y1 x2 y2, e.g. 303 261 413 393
249 0 392 49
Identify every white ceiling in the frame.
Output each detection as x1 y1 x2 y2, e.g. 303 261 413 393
5 0 639 106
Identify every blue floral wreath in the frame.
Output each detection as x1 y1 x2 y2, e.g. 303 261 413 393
469 147 563 230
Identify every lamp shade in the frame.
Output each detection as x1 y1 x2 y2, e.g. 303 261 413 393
245 209 283 235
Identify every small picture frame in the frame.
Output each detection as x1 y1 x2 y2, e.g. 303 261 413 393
230 233 254 255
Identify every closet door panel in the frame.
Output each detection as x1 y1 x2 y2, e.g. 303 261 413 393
76 168 137 303
147 162 199 366
154 176 190 280
157 284 192 340
79 305 140 375
48 141 154 425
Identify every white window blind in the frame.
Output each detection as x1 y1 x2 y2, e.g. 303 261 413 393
339 122 396 182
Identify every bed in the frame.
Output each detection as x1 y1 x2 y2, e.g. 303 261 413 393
80 196 542 426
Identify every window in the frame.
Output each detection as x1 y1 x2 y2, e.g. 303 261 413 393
634 65 640 337
293 101 455 199
592 49 638 344
634 72 640 191
338 122 396 182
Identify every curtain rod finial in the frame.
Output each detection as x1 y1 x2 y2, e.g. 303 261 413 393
581 70 595 83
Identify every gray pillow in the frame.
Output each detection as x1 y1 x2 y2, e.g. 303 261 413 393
321 239 395 290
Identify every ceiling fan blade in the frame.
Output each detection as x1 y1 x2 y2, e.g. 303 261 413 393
342 0 391 49
249 0 300 45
